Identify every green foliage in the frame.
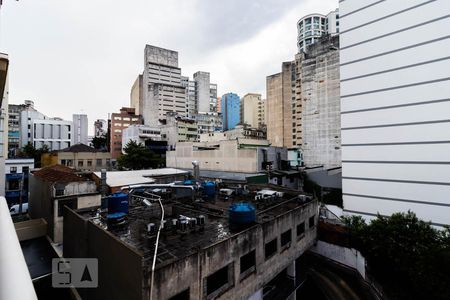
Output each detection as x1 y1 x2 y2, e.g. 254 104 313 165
117 140 164 170
91 134 107 150
346 211 450 300
17 143 49 168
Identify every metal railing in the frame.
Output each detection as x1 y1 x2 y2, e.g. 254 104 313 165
0 197 37 300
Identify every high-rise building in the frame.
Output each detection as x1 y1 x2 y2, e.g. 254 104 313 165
130 74 143 116
109 107 142 159
94 119 107 137
266 62 295 148
142 45 186 125
301 35 341 168
193 71 211 113
297 9 339 53
217 97 222 113
221 93 240 131
340 0 450 226
209 83 218 112
240 93 266 129
72 114 88 145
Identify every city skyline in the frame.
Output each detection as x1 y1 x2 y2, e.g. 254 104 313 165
0 0 336 133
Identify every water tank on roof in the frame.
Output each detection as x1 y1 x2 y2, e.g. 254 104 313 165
229 203 256 227
107 192 129 219
202 181 216 197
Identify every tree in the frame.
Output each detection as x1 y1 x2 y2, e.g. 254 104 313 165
91 134 107 150
17 143 49 168
344 211 450 300
117 140 164 170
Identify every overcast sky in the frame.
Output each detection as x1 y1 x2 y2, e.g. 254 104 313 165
1 0 336 134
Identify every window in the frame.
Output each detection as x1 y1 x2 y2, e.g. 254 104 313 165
309 215 315 228
106 159 111 166
240 250 256 276
281 229 292 248
87 160 92 167
22 167 29 174
96 159 102 166
66 159 73 167
205 264 233 298
78 160 84 167
264 238 277 260
10 167 17 173
61 159 66 166
297 222 305 237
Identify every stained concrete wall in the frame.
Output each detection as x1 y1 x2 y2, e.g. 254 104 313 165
301 35 341 168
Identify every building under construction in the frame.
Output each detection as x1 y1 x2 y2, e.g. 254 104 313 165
64 179 318 300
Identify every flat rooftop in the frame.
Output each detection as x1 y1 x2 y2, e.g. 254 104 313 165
77 184 314 270
94 168 189 188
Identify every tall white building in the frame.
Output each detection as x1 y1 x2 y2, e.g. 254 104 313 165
0 53 9 196
72 114 88 145
297 9 339 52
142 45 186 126
340 0 450 227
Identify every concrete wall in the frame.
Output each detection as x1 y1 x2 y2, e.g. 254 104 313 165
167 140 259 173
310 240 365 279
29 176 54 239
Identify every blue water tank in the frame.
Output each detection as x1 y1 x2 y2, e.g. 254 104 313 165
229 203 256 225
107 192 129 219
202 181 216 197
184 180 194 185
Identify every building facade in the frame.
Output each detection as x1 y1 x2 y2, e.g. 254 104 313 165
130 74 143 116
142 45 186 126
72 114 88 145
94 119 107 138
301 35 341 168
7 100 34 157
161 112 198 149
0 53 8 196
110 107 142 159
41 144 112 172
196 111 222 136
297 9 339 53
266 62 295 148
121 124 162 150
199 124 266 143
221 93 240 131
339 0 450 226
5 158 34 206
240 93 266 129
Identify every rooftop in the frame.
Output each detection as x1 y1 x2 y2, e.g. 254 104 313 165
77 184 314 270
94 168 189 188
59 143 100 153
33 165 88 183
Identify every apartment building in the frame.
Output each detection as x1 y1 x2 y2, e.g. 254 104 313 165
72 114 88 145
109 107 142 159
221 93 240 131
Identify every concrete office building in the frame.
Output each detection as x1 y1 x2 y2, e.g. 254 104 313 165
240 93 266 129
339 0 450 226
194 71 210 113
301 35 341 169
161 112 198 149
94 119 107 138
199 124 266 143
217 96 222 113
110 107 142 159
130 74 143 116
221 93 240 131
72 114 88 145
266 62 295 148
141 45 187 125
209 83 218 112
186 78 197 118
297 9 339 53
196 111 222 136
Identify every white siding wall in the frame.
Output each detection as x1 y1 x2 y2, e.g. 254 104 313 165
340 0 450 227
